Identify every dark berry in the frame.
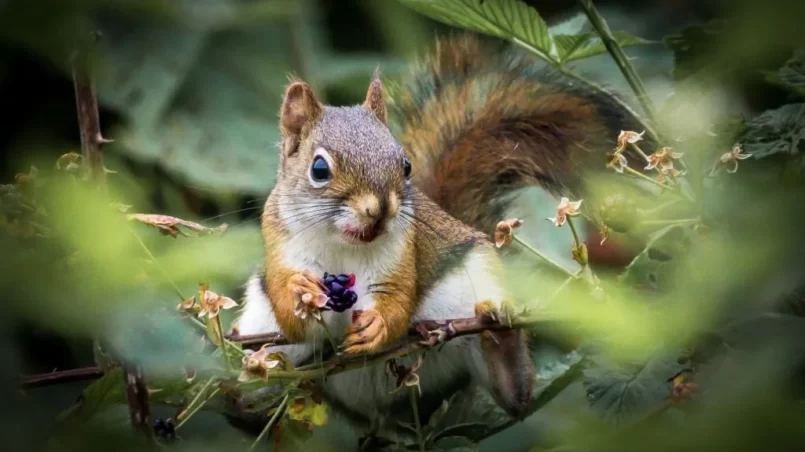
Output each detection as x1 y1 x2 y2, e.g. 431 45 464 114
322 272 359 313
153 418 176 441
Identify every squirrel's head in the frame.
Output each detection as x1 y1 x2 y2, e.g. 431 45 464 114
271 72 412 245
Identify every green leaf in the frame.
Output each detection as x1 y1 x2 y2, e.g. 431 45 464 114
739 103 805 159
663 20 726 82
582 345 684 425
68 368 127 422
618 225 696 291
396 0 554 61
763 50 805 97
553 31 651 63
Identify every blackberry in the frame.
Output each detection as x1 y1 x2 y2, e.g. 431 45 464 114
322 272 358 313
153 418 176 441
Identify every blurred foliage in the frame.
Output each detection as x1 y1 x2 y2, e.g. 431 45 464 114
2 0 805 452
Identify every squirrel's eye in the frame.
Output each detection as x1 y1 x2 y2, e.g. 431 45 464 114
403 158 412 179
310 156 331 185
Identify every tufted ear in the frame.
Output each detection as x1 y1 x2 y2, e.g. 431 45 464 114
280 80 322 157
362 69 387 125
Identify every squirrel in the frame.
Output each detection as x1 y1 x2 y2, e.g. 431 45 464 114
232 34 640 440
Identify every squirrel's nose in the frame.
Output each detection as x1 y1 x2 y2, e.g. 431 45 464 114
354 194 382 221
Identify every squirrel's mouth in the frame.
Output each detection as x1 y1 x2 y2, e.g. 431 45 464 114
343 224 383 243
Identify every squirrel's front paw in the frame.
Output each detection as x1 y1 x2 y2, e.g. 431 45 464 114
474 300 517 327
288 270 328 310
342 309 389 354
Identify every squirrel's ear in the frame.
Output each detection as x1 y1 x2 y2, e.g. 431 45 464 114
362 69 387 125
280 80 322 156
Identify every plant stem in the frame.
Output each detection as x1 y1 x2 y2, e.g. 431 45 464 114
556 65 659 143
630 143 650 162
176 376 217 423
566 217 582 249
639 218 700 226
127 225 245 357
410 389 425 452
552 270 583 297
70 37 108 187
122 363 154 443
513 235 578 278
248 394 290 452
577 0 655 120
175 387 221 430
623 167 695 202
316 316 341 355
215 315 233 372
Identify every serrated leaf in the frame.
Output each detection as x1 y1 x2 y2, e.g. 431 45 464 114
583 346 684 425
739 103 805 159
396 0 555 61
763 51 805 96
554 31 651 63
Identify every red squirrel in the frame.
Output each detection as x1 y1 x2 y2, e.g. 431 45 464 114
233 34 641 439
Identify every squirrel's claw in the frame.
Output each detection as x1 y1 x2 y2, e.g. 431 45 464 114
342 309 388 354
474 300 517 327
288 270 328 309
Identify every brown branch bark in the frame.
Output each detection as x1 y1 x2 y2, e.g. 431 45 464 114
19 366 104 390
122 363 155 444
71 38 109 187
226 316 576 351
19 317 577 390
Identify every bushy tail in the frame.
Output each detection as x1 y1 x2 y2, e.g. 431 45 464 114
389 33 640 235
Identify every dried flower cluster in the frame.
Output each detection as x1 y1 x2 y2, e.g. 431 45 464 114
495 218 523 248
386 355 424 396
177 284 238 319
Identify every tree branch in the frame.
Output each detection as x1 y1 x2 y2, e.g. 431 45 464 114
226 316 573 352
19 366 104 390
71 33 109 187
122 363 155 444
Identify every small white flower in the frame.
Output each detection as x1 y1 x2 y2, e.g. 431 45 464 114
546 197 582 227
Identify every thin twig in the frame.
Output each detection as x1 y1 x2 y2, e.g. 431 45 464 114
176 376 217 423
175 387 221 431
410 389 425 452
577 0 655 121
248 394 290 452
19 366 104 389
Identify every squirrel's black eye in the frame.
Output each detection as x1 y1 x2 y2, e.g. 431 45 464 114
403 158 412 179
310 156 331 183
